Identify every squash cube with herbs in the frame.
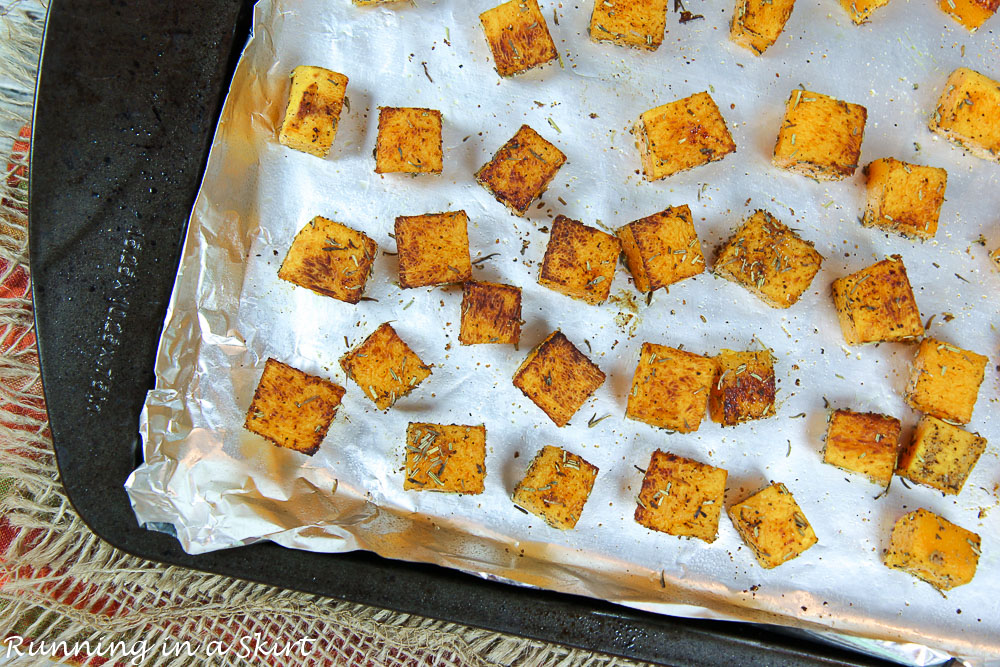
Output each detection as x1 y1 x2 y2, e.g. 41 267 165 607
475 125 567 216
714 210 823 308
244 358 346 456
939 0 998 30
773 89 867 181
513 330 606 427
512 445 599 530
374 107 442 174
278 216 378 303
897 416 987 495
905 338 987 425
278 66 348 158
729 483 817 569
635 92 736 181
617 205 705 294
730 0 797 55
838 0 892 23
479 0 559 78
539 216 620 305
862 158 948 240
709 349 776 426
884 509 981 591
823 409 902 485
340 323 431 410
634 450 728 543
590 0 669 50
929 67 1000 162
404 423 486 494
460 281 522 345
395 210 472 288
626 343 715 433
831 256 923 345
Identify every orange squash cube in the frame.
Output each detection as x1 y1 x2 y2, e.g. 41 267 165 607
884 509 981 590
905 338 987 425
635 92 736 181
823 410 902 485
862 158 948 240
395 211 472 288
838 0 892 23
513 331 606 427
278 66 348 158
475 125 567 215
479 0 559 77
340 323 431 410
634 450 728 543
590 0 669 50
538 216 620 305
626 343 715 433
459 281 522 345
709 349 776 426
374 107 442 174
278 216 378 303
512 445 599 530
729 483 817 569
831 256 923 345
730 0 797 55
616 205 705 294
897 416 987 495
404 423 486 494
929 68 1000 162
938 0 998 31
773 89 867 181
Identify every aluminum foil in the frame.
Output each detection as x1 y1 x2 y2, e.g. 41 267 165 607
125 0 1000 663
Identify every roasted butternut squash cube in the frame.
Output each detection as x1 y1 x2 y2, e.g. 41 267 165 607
831 256 923 345
538 216 620 305
729 483 817 569
395 210 472 288
460 281 522 345
714 210 823 308
278 66 348 158
884 509 980 591
475 125 567 215
773 89 867 181
374 107 442 174
929 68 1000 162
897 416 987 495
636 92 736 181
905 338 987 424
617 205 705 294
512 445 599 530
634 450 728 543
278 216 378 303
862 158 947 240
709 349 776 426
244 358 346 456
513 330 606 427
838 0 892 23
479 0 559 78
626 343 715 433
590 0 668 50
939 0 999 31
730 0 797 55
340 323 431 410
404 423 486 494
823 409 902 485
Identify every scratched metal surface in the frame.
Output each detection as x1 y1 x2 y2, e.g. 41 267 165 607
125 0 999 663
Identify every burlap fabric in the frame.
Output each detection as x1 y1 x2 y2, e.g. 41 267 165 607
0 3 651 665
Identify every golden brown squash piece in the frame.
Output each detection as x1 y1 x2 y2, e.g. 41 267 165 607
731 0 796 55
709 349 776 426
773 89 866 181
278 66 348 158
475 125 567 215
589 0 668 51
929 67 1000 162
617 205 705 294
939 0 998 30
340 323 431 410
837 0 892 23
626 343 715 433
278 216 378 303
862 158 947 240
459 281 522 345
395 210 472 288
831 256 923 345
896 416 987 495
729 483 817 569
822 409 902 486
635 92 736 181
538 215 620 305
374 107 443 174
404 423 486 494
513 330 605 427
884 509 981 591
512 445 599 530
479 0 559 77
905 338 987 425
634 450 728 543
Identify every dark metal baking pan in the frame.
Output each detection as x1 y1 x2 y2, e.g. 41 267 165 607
28 1 899 664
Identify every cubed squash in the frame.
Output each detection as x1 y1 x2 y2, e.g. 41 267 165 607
929 67 1000 162
616 205 705 294
905 338 987 425
831 256 923 345
512 330 606 427
278 66 348 158
244 358 346 456
590 0 669 50
340 323 431 410
729 483 817 569
897 416 987 495
460 281 522 345
538 215 621 305
404 423 486 494
823 409 902 485
395 210 472 288
838 0 892 23
479 0 559 77
709 349 776 426
730 0 797 55
278 216 378 303
862 158 948 240
939 0 998 31
374 107 443 174
884 509 981 590
634 450 728 543
475 124 567 215
512 445 599 530
626 343 715 433
773 89 867 181
635 92 736 181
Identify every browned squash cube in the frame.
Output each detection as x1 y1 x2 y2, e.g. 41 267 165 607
475 125 567 215
374 107 442 174
460 281 522 345
278 216 378 303
905 338 988 424
395 210 472 288
617 205 705 294
729 483 817 569
831 256 923 345
479 0 559 78
730 0 797 55
823 409 902 485
626 343 715 433
278 66 348 158
590 0 668 50
884 509 981 591
714 210 823 309
511 445 599 530
773 89 867 181
897 416 987 495
634 450 728 543
939 0 998 31
862 158 948 240
513 330 606 427
838 0 892 23
404 423 486 494
709 349 776 426
636 92 736 181
929 68 1000 162
538 216 621 305
340 323 431 410
244 358 346 455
